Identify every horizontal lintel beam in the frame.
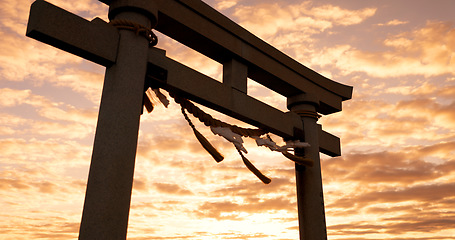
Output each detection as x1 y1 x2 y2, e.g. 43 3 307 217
146 48 302 138
146 48 341 156
318 126 341 157
27 0 119 67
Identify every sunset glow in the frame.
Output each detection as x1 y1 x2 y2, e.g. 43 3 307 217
1 0 455 239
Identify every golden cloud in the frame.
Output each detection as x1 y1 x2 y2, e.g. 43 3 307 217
0 113 27 135
0 30 80 83
0 138 91 165
0 88 53 107
377 19 409 26
306 4 376 26
153 182 193 195
55 69 104 103
30 121 94 139
47 0 107 19
231 2 375 40
321 93 455 151
313 21 455 77
0 0 105 101
216 0 237 11
194 197 294 220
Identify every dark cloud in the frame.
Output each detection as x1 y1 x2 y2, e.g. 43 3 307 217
0 176 67 194
128 236 195 240
323 141 455 184
153 183 193 196
329 212 455 236
219 232 277 239
131 202 156 210
26 221 79 239
329 182 455 209
194 197 295 220
382 215 455 234
323 237 454 240
34 181 58 194
0 178 30 190
132 178 148 192
211 177 294 197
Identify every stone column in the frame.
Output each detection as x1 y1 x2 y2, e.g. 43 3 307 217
288 93 327 240
79 1 157 239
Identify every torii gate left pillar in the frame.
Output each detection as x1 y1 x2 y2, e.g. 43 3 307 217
79 3 156 239
26 1 158 238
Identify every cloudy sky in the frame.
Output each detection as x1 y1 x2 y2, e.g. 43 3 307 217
1 0 455 239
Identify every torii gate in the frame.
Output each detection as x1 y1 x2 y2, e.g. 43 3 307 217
26 0 352 239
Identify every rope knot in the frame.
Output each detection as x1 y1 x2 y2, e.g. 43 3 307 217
110 19 158 47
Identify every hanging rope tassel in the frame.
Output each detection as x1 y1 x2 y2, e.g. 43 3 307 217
181 106 224 163
153 88 169 107
236 147 271 184
143 92 154 113
282 151 314 167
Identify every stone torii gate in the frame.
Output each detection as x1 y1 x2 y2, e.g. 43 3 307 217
26 0 352 239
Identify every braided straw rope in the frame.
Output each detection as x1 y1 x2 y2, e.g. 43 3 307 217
110 19 158 46
170 92 267 137
144 90 315 183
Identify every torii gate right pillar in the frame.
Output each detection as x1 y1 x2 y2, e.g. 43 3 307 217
288 93 327 240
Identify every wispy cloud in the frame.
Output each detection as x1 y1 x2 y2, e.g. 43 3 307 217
232 2 376 39
312 21 455 78
378 19 409 26
216 0 237 11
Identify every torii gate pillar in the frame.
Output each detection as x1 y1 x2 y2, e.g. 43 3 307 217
78 2 156 239
288 93 327 240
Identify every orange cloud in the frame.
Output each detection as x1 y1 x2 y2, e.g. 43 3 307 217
377 19 409 26
232 2 375 40
0 88 53 107
216 0 237 11
0 88 98 139
0 178 30 190
324 149 455 185
153 182 194 195
194 197 294 220
306 4 376 26
55 69 104 103
313 21 455 77
321 92 455 152
0 0 106 101
0 113 27 135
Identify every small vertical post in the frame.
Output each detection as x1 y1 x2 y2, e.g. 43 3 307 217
79 2 157 239
223 58 248 94
287 93 327 240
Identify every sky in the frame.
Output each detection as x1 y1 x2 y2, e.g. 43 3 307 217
1 0 455 239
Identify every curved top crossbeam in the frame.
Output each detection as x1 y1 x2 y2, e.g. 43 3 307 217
99 0 352 114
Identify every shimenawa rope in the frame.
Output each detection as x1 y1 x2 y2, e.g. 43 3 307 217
144 88 314 184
